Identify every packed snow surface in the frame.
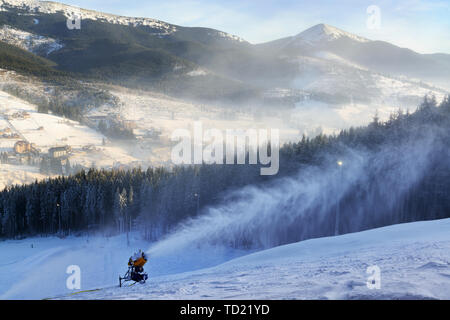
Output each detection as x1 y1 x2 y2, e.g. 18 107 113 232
0 219 448 300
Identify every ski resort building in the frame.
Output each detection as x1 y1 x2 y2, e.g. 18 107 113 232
14 141 33 154
48 146 71 159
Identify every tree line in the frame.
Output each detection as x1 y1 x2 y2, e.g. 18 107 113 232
0 95 449 244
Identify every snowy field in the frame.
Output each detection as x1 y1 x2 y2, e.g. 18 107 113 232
0 219 449 300
0 163 50 190
0 88 139 188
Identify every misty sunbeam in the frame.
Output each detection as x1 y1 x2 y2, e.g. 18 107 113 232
147 124 443 274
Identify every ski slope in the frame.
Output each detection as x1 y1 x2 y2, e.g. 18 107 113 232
0 234 151 300
1 219 449 300
72 219 450 300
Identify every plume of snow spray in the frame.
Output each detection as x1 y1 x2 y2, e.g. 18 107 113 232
147 126 440 275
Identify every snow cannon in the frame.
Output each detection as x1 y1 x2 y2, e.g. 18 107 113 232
128 254 147 268
120 250 149 287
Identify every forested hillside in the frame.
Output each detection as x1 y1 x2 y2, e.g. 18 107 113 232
0 3 258 102
1 96 449 246
0 41 63 78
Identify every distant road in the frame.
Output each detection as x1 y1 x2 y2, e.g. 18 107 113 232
4 117 29 143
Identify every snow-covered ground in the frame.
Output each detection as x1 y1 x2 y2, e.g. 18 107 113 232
0 25 63 55
0 163 50 190
0 89 105 154
0 87 140 188
290 63 448 135
76 219 450 300
1 218 448 300
0 233 152 300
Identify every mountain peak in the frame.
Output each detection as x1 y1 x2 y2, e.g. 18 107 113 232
294 23 369 44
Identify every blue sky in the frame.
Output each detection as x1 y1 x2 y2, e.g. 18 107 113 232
61 0 450 54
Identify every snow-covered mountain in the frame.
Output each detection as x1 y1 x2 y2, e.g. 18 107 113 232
0 1 447 97
284 23 370 47
1 0 175 34
240 23 448 125
259 23 450 91
0 0 254 103
0 0 245 41
0 2 448 140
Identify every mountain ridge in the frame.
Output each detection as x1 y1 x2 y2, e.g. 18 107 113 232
0 0 448 105
0 0 247 43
